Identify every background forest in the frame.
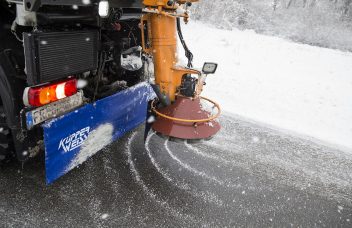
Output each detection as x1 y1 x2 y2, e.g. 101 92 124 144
192 0 352 51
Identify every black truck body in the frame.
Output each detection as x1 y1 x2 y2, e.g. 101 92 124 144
0 0 150 162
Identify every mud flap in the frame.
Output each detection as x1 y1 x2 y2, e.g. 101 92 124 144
42 82 155 184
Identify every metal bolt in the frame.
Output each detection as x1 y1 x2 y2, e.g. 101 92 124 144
167 0 174 6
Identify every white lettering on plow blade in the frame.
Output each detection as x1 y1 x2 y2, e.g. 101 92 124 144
58 127 91 153
66 123 114 172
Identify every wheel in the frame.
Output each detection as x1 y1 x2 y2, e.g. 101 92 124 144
0 106 14 162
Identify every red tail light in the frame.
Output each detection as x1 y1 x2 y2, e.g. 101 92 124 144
24 79 77 107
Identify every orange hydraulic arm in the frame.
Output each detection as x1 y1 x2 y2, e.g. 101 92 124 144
141 0 200 102
141 0 221 140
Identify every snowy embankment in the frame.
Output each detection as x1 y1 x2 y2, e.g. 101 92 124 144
181 22 352 151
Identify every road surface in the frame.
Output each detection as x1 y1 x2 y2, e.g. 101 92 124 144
0 115 351 227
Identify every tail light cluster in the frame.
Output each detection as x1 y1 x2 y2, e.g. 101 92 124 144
23 78 78 107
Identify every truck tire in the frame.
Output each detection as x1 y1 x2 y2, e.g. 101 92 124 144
0 106 14 162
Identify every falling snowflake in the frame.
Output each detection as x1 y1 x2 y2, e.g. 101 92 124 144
82 0 91 5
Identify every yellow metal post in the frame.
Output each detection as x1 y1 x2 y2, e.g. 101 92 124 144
142 0 200 102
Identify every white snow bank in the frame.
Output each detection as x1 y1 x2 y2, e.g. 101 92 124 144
181 22 352 151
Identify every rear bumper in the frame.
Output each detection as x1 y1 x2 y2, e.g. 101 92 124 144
39 82 155 184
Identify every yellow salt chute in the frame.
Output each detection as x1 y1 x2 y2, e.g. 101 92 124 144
141 0 221 140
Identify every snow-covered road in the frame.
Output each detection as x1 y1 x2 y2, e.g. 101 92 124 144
1 22 352 227
182 22 352 152
1 116 351 227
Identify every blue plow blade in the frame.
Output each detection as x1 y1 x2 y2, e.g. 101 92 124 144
42 82 155 184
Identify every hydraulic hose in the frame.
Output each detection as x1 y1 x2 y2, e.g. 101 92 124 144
176 17 193 68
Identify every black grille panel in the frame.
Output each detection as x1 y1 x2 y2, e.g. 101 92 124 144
24 30 98 85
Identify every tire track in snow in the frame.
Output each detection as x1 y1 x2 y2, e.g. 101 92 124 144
146 133 224 207
125 131 200 225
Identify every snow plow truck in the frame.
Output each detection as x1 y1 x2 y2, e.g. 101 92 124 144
0 0 220 184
